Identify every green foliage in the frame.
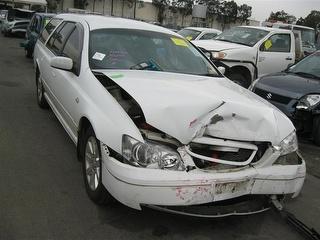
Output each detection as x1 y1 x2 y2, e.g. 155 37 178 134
152 0 170 24
237 4 252 23
267 10 296 23
216 0 238 27
301 11 320 29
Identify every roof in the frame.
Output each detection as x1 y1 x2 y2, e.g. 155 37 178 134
182 27 221 33
14 0 47 5
236 25 293 33
55 14 181 36
34 13 55 17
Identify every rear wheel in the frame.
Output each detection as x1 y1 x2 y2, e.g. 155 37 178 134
227 72 250 88
81 127 112 204
313 116 320 146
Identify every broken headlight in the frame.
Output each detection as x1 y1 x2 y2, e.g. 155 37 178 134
274 152 302 165
273 131 298 156
122 135 185 170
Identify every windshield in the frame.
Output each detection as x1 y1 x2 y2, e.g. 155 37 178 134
89 29 219 77
293 27 316 48
288 52 320 79
215 27 269 47
177 29 201 40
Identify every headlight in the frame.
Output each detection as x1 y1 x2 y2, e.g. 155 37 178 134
296 94 320 110
248 78 260 91
212 52 226 59
122 135 185 171
273 131 298 156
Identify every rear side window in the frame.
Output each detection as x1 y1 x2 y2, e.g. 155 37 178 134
39 18 62 43
48 22 75 55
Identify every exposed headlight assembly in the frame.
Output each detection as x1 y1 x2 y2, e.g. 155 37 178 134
273 131 298 156
122 135 185 171
212 52 226 59
296 94 320 110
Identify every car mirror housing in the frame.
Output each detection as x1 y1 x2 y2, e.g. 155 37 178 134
50 56 73 71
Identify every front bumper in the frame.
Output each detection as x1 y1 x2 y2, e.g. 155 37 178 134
101 145 306 214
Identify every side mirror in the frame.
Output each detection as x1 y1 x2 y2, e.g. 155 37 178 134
50 56 73 71
217 66 226 75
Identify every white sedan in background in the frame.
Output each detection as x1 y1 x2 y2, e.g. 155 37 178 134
177 27 221 41
33 14 305 217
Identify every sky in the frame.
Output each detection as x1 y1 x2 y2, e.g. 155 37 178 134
232 0 320 21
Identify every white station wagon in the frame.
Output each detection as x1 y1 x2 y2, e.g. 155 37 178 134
34 14 306 217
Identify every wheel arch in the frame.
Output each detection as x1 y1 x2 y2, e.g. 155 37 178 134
77 116 97 161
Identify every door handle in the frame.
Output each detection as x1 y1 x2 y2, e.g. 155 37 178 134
286 57 293 60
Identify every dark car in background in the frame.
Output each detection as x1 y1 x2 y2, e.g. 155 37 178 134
2 8 34 37
251 51 320 145
20 13 54 58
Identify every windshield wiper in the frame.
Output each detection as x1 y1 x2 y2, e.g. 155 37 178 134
130 59 163 71
215 38 251 47
293 71 320 79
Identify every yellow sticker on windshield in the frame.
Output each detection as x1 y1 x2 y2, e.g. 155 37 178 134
186 36 193 41
264 39 272 50
44 19 50 26
171 37 188 47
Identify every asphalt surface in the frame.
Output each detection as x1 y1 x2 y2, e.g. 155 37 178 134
0 34 320 240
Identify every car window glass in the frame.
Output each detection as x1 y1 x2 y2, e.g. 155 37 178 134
89 29 219 77
62 26 83 74
50 22 75 55
290 53 320 78
39 18 62 43
261 34 291 52
199 32 218 40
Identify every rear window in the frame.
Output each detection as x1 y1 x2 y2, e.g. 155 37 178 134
39 18 62 43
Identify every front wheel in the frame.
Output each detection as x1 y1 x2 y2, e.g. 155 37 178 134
313 116 320 146
81 127 112 204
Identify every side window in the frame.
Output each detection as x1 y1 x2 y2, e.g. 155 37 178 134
260 34 291 52
39 18 62 43
61 25 83 75
49 22 75 55
199 32 218 40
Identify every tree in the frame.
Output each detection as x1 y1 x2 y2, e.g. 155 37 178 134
172 0 193 26
152 0 170 24
303 10 320 29
237 4 252 24
296 17 305 26
216 0 238 30
267 10 296 23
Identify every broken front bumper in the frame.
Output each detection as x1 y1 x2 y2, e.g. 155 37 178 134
101 146 306 215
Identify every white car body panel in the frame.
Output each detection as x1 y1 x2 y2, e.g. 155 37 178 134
33 14 306 216
193 27 296 80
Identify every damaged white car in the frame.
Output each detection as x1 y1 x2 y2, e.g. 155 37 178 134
33 14 306 217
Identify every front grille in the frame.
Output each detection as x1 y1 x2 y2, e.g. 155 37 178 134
190 141 269 170
254 87 292 104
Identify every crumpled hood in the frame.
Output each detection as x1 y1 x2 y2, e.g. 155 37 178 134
193 40 249 52
100 70 294 145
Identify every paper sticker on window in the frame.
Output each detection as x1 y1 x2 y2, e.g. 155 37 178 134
186 36 193 41
171 37 188 47
264 40 272 50
92 52 106 61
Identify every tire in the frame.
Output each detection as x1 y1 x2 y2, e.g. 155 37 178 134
81 126 112 205
227 72 250 88
36 71 49 109
25 48 33 58
313 116 320 146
